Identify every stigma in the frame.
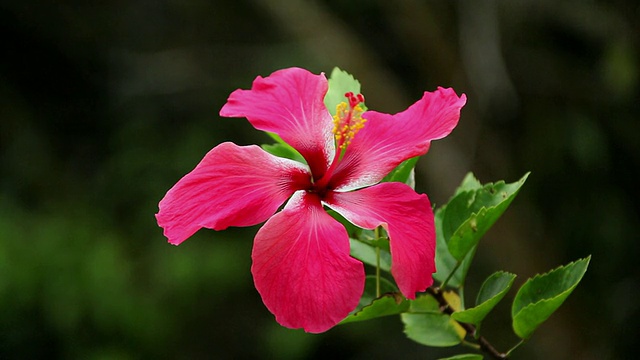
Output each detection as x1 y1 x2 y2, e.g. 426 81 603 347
332 92 367 150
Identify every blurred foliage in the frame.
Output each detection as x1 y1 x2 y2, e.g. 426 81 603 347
1 0 638 359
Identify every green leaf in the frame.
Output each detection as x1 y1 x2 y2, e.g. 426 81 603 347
341 278 408 324
451 271 516 325
381 157 419 189
435 173 527 288
327 209 361 238
438 355 484 360
512 256 591 339
401 295 466 347
341 295 409 324
261 143 306 164
356 275 399 308
454 172 484 196
476 271 516 305
349 238 391 272
341 276 402 324
263 132 307 163
433 205 476 288
324 67 366 116
444 173 530 261
265 131 288 146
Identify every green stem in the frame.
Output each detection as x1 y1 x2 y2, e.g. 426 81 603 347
461 340 481 350
427 287 509 359
505 339 525 357
374 227 381 298
440 260 462 289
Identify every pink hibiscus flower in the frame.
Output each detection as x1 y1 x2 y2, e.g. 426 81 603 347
156 67 466 333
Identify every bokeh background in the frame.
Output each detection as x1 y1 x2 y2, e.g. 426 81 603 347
1 0 638 359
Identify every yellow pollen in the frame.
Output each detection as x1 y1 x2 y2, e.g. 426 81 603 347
331 98 367 150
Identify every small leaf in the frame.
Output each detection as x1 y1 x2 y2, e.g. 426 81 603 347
356 275 399 309
324 67 366 116
368 237 391 252
452 271 516 325
435 173 528 287
354 228 391 252
341 290 408 324
349 238 391 272
477 272 516 305
382 157 419 189
453 172 483 196
264 132 306 163
265 131 288 146
512 256 591 339
327 209 361 238
444 173 530 261
438 354 484 360
340 276 401 324
401 295 466 347
433 205 476 288
261 143 306 164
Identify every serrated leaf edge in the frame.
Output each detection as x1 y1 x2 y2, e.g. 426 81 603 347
447 172 530 260
476 271 517 305
512 256 591 317
511 256 591 338
451 271 516 324
340 293 407 324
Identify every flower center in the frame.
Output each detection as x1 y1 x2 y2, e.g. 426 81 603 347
332 92 367 151
311 92 366 193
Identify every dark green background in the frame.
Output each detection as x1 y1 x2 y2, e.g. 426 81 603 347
1 1 638 359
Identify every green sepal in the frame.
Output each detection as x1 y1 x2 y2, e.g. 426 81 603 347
401 294 466 347
451 271 516 326
444 173 530 261
511 256 591 339
324 67 366 116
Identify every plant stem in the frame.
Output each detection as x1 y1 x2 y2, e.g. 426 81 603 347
440 261 462 289
374 227 381 297
461 340 481 350
505 339 525 357
426 287 509 359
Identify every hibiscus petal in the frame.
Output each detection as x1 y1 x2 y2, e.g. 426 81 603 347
219 67 335 180
156 142 311 245
324 182 435 299
330 87 466 190
252 191 364 333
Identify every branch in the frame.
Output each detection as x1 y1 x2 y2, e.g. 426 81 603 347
426 287 508 359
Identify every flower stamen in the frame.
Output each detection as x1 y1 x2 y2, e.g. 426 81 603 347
332 92 366 150
314 92 367 189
